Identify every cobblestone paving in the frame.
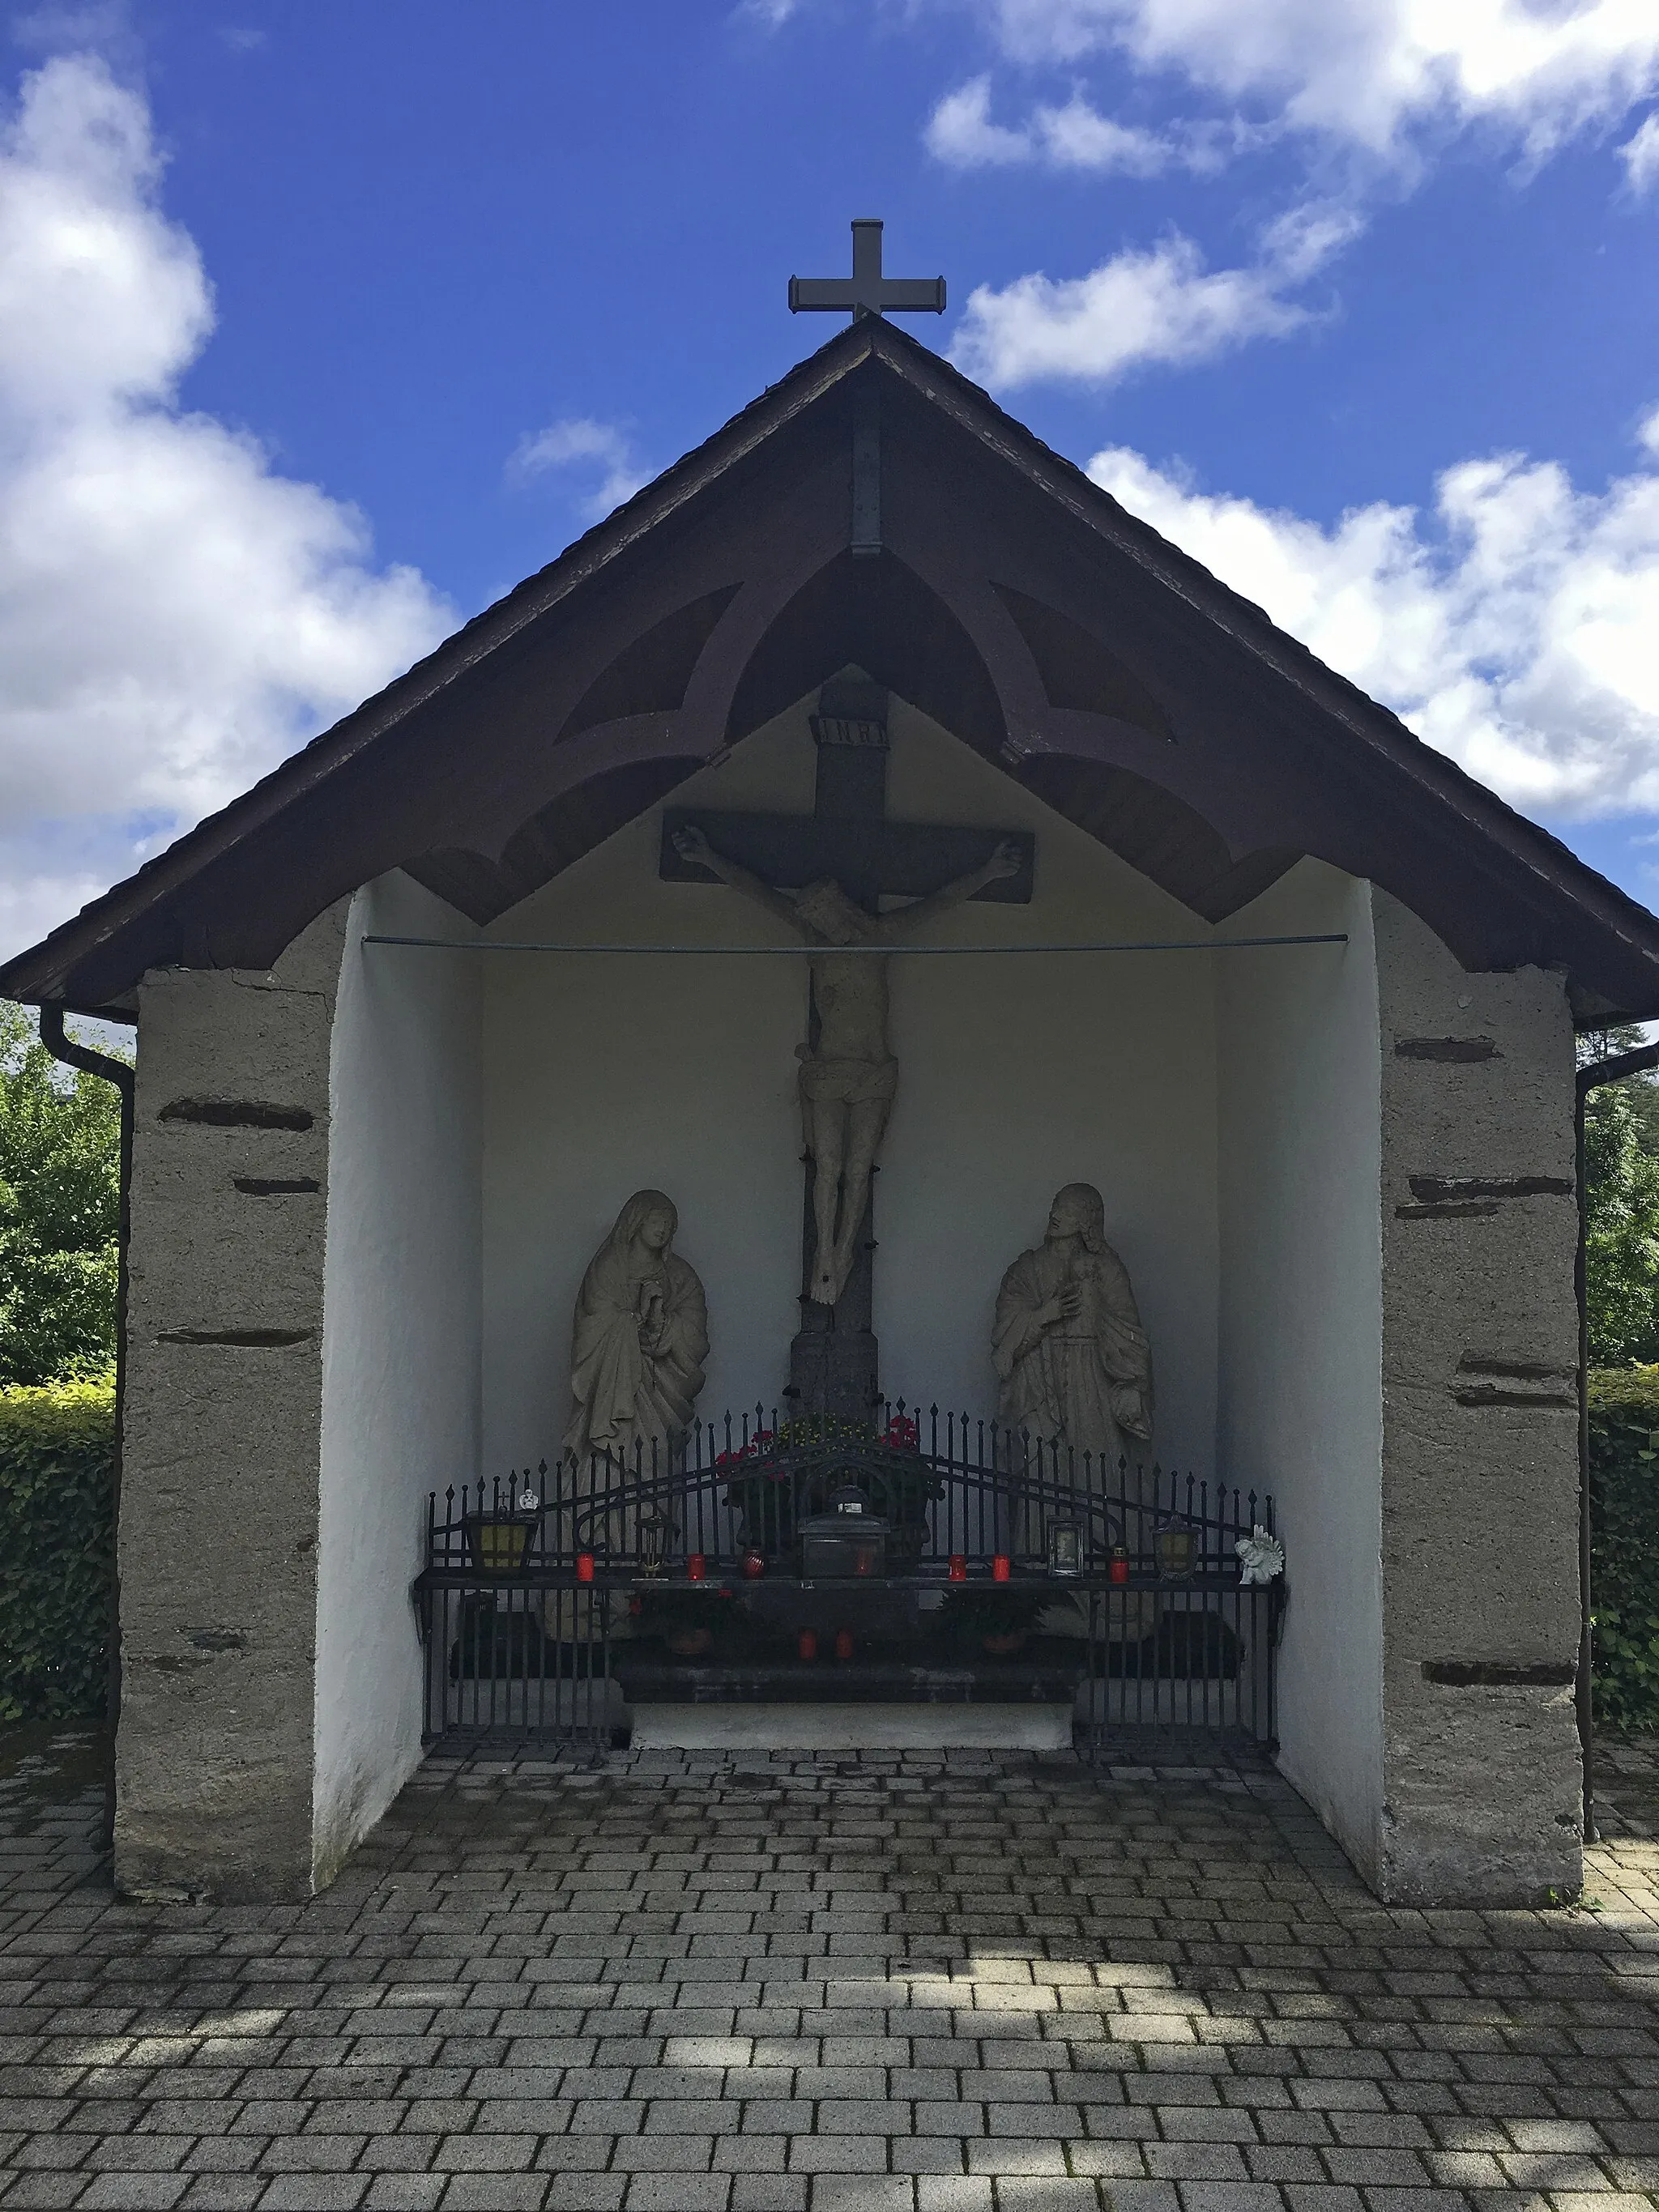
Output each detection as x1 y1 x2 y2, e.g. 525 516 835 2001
3 1726 1659 2211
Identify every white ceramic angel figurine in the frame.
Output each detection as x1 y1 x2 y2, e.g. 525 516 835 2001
1235 1526 1285 1585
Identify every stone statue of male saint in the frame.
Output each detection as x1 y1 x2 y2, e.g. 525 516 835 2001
994 1182 1154 1533
672 823 1021 1306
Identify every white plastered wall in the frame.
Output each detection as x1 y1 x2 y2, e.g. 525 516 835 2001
482 697 1221 1478
1217 861 1384 1877
313 872 482 1886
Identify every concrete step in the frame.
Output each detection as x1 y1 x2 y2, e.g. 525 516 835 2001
625 1702 1075 1751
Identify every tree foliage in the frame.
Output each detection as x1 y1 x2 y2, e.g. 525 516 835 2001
1580 1026 1659 1369
0 1002 125 1387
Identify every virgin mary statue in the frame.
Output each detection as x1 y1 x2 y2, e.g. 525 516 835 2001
993 1183 1154 1531
564 1191 709 1501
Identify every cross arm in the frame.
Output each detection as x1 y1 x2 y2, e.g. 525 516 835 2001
879 838 1025 939
787 278 947 315
868 278 947 313
661 810 1034 904
788 279 858 313
665 820 804 935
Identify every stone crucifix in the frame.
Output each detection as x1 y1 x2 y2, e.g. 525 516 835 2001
661 678 1033 1417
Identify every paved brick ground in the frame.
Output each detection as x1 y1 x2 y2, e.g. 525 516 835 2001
3 1726 1659 2212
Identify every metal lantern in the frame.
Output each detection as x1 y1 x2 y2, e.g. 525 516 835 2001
1156 1524 1196 1578
637 1508 673 1578
463 1507 539 1575
1047 1519 1083 1577
798 1485 889 1580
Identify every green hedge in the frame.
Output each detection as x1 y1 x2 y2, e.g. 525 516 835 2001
1589 1365 1659 1733
0 1367 1651 1733
0 1379 115 1721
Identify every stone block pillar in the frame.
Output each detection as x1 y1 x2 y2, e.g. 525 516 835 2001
1373 891 1584 1903
115 909 347 1902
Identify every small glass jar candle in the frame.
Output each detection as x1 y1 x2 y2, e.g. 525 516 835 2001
1110 1548 1130 1585
741 1549 765 1579
798 1629 818 1661
992 1554 1012 1583
834 1628 855 1660
687 1554 706 1581
575 1552 595 1584
948 1554 967 1581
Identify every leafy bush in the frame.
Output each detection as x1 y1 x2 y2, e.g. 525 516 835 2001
1584 1082 1659 1366
0 1002 124 1387
0 1379 115 1721
630 1584 738 1644
1589 1364 1659 1732
934 1586 1045 1656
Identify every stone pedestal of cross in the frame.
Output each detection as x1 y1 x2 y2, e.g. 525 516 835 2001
661 678 1033 1421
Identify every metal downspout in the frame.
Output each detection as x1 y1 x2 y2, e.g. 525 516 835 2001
36 1007 134 1851
1575 1040 1659 1846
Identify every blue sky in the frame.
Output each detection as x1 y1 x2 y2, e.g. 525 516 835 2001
2 0 1657 955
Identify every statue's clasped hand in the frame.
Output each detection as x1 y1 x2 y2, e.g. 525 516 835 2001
987 837 1022 880
635 1282 667 1352
673 825 714 869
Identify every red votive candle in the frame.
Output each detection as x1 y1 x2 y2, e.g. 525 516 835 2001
741 1549 765 1579
575 1553 595 1584
834 1628 855 1661
992 1554 1012 1583
798 1629 818 1661
1110 1549 1130 1585
948 1554 967 1582
687 1554 706 1581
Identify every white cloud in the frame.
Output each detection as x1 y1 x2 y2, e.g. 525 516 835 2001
1088 427 1659 816
1623 111 1659 191
970 0 1659 161
0 53 454 961
509 416 646 522
949 211 1356 389
0 825 126 970
926 74 1178 172
927 76 1034 166
1260 198 1365 279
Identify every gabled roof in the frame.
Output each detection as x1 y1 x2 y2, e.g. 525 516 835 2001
7 315 1659 1021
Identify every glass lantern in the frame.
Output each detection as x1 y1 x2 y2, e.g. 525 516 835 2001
798 1485 889 1580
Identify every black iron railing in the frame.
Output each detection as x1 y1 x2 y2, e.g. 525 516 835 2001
412 1400 1282 1748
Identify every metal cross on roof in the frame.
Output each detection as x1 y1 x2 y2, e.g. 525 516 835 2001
789 219 946 321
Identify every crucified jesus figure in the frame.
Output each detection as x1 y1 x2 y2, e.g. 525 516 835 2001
672 824 1022 1306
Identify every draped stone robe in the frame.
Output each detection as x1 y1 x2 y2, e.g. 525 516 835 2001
565 1252 706 1471
563 1206 708 1556
992 1234 1154 1541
